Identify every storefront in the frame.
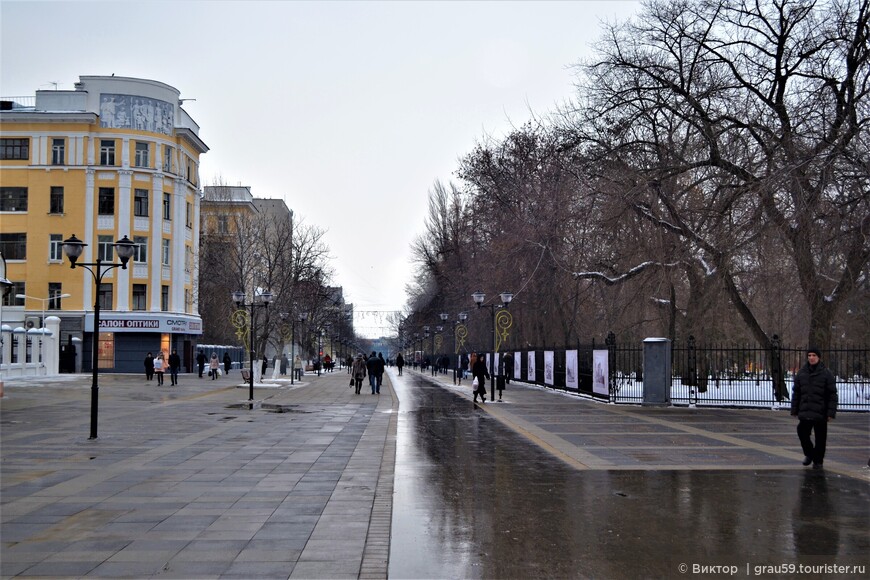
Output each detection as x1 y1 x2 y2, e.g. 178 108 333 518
82 313 203 373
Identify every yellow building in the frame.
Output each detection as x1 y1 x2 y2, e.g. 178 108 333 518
0 76 208 373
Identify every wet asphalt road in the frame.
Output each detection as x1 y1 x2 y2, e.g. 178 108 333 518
388 371 869 579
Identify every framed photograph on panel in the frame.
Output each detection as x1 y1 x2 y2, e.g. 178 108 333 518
544 351 554 385
593 349 609 396
565 350 578 390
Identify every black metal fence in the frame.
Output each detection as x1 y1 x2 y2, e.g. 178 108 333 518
438 336 869 411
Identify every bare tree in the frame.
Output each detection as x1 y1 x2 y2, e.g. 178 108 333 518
567 0 870 352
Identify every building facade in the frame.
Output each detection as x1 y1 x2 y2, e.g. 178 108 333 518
0 76 208 373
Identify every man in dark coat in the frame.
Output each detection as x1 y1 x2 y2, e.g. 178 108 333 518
196 349 206 378
790 347 837 469
168 349 181 386
366 352 380 394
376 352 386 393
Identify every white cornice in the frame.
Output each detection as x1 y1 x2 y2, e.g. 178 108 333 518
0 111 97 124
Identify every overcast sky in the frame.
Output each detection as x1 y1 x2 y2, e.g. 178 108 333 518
1 0 640 338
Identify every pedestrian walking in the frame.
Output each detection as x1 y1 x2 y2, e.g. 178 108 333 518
154 352 165 386
472 352 490 403
168 349 181 386
352 353 367 394
503 352 514 384
791 347 838 469
366 352 380 394
396 352 405 376
280 354 288 376
376 352 386 393
294 355 303 380
223 352 232 375
261 355 268 377
144 352 154 381
196 349 206 378
209 352 220 380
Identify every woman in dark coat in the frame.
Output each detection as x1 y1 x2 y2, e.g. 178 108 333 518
223 353 232 375
144 352 154 381
471 352 490 403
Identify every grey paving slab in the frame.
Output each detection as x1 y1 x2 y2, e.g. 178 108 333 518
1 369 397 579
4 365 864 578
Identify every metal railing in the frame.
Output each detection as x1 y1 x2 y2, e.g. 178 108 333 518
438 336 869 411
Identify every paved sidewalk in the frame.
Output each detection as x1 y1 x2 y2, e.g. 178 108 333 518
2 366 868 578
410 367 870 481
1 369 397 579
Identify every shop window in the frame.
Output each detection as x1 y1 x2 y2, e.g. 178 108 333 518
97 332 115 369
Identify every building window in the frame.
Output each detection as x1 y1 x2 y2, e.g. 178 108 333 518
186 202 192 228
161 285 169 311
134 189 149 217
99 139 115 166
133 236 147 262
162 238 170 266
0 233 26 260
49 234 63 261
163 145 173 172
48 283 63 309
2 281 25 306
133 284 147 311
163 193 171 220
50 186 64 214
185 246 193 273
0 138 29 160
51 138 65 165
184 288 192 313
134 141 149 168
98 188 114 215
98 235 114 261
217 215 229 234
0 187 28 212
98 283 113 311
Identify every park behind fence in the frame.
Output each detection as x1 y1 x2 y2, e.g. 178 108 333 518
434 339 870 411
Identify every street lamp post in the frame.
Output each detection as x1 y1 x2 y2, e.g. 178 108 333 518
423 329 430 370
472 290 513 402
15 292 72 327
290 312 307 385
233 289 274 406
432 322 445 376
453 312 469 384
62 234 136 439
15 292 71 375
